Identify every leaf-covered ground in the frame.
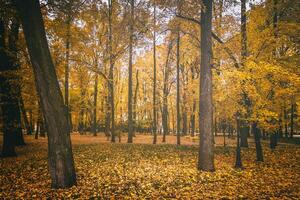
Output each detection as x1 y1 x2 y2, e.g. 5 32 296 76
0 134 299 199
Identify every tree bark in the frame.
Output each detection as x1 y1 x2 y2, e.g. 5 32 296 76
127 0 134 143
16 0 76 188
0 18 23 156
290 101 294 138
240 124 249 148
162 39 172 143
108 0 115 143
152 1 157 144
107 0 116 143
252 122 263 162
93 74 98 136
235 118 243 168
65 3 73 132
198 0 215 171
20 96 32 135
239 0 249 148
133 69 139 136
176 0 181 145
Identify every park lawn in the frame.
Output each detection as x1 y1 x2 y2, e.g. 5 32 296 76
0 134 299 199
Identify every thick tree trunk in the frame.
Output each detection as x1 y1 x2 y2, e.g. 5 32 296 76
127 0 134 143
240 124 249 148
252 122 263 162
270 133 277 149
93 74 98 136
16 0 76 188
0 19 21 156
152 2 157 144
198 0 215 171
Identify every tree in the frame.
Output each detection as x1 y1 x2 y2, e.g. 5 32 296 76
239 0 249 148
162 39 173 142
198 0 215 171
176 0 181 146
108 0 115 143
152 0 157 144
127 0 134 143
15 0 76 188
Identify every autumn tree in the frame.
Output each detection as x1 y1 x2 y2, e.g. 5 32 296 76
15 0 76 188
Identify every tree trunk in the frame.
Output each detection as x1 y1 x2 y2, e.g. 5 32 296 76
284 106 288 138
9 19 26 146
20 96 32 135
16 0 76 188
235 118 243 168
29 109 34 134
270 133 277 149
0 18 20 156
190 101 196 137
176 1 181 145
133 69 139 137
127 0 134 143
162 40 172 143
240 124 249 148
198 0 215 171
252 122 263 162
65 5 72 132
223 126 226 147
152 1 157 144
290 102 294 138
239 0 249 148
93 74 98 136
108 0 115 143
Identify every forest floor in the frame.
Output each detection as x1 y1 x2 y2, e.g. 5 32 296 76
0 134 299 199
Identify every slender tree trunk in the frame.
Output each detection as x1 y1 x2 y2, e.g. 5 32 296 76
108 0 115 143
290 102 294 138
198 0 215 171
16 0 76 188
29 109 34 133
239 0 249 148
65 5 73 132
176 1 181 145
284 106 288 138
162 39 172 142
127 0 134 143
190 66 197 137
35 110 40 140
93 74 98 136
152 1 157 144
235 118 243 168
20 96 32 135
223 126 226 147
133 69 139 136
